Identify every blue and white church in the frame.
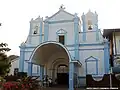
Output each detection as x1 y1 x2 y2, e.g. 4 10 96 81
19 5 110 90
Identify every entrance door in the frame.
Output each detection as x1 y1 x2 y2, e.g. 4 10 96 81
57 73 68 85
57 64 69 85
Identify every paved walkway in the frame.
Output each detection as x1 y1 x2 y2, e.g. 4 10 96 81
40 87 86 90
39 85 86 90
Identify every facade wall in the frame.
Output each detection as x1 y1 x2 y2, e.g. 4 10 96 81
19 7 110 87
79 47 104 76
48 22 75 45
79 31 103 43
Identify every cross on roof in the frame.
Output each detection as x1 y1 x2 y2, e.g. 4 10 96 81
59 4 65 10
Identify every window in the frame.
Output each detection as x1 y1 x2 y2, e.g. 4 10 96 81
57 64 68 73
86 61 97 74
33 30 37 34
85 56 98 75
88 25 93 30
59 35 65 45
56 29 67 45
88 20 93 30
33 26 38 34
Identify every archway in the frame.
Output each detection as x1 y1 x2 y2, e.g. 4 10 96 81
29 41 71 86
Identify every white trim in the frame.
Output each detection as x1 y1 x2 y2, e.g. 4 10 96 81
71 60 82 66
28 41 72 63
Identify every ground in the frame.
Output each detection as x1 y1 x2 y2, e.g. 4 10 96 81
40 87 86 90
39 85 86 90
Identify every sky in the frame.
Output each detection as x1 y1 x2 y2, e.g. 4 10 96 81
0 0 119 56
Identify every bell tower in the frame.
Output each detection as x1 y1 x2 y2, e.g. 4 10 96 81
82 10 98 31
26 16 44 45
81 10 99 42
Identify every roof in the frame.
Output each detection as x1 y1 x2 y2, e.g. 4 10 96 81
44 5 75 22
103 28 120 37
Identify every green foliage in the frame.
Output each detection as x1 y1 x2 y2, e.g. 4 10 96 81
0 43 11 76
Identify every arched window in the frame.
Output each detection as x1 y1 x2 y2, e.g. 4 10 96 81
88 20 93 30
33 26 39 34
85 56 98 75
56 29 67 45
57 64 68 73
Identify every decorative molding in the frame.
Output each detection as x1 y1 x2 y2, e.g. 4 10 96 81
44 7 74 22
48 20 74 24
85 56 98 75
68 48 104 51
56 29 67 34
56 29 67 45
85 56 98 62
80 30 101 33
20 42 104 49
28 41 72 62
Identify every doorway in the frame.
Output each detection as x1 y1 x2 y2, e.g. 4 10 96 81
57 73 68 85
56 64 69 85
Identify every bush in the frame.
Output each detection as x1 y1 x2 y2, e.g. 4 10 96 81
1 76 40 90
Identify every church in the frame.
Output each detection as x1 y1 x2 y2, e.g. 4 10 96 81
19 5 110 90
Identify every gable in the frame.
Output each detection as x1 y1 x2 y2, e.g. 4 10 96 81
45 10 74 22
56 29 67 34
85 56 98 62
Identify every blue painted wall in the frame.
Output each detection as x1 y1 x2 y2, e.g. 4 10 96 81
74 14 79 60
39 22 43 43
44 21 49 41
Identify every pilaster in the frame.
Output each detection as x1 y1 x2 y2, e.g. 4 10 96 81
69 62 74 90
94 13 99 41
28 62 33 76
44 21 49 42
29 19 33 44
40 21 43 43
104 39 110 74
74 13 79 60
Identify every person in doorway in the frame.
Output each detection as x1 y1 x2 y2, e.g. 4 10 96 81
48 78 52 87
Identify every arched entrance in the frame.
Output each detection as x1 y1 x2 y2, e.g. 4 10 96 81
57 64 69 85
29 41 71 86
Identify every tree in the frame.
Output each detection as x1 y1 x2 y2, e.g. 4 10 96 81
8 55 19 62
0 43 11 76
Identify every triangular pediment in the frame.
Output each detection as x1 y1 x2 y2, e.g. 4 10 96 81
56 29 67 34
85 56 98 62
45 9 75 22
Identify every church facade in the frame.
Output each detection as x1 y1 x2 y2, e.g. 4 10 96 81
19 6 110 90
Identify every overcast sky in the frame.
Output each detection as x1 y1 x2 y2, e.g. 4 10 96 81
0 0 119 56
